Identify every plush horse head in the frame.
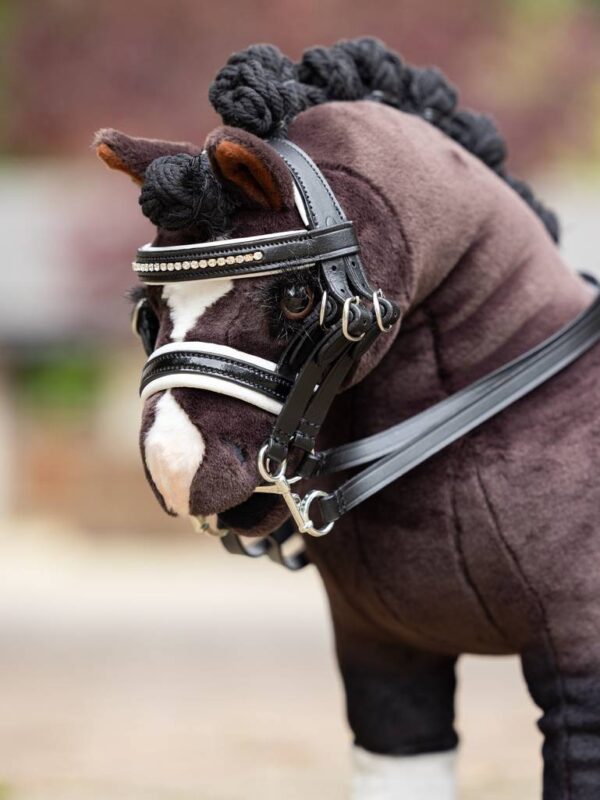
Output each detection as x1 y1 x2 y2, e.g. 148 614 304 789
96 39 560 537
97 39 600 800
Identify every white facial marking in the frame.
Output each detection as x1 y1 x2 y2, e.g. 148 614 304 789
163 278 233 341
144 391 205 516
351 747 457 800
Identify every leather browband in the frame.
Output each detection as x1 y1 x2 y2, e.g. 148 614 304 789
133 222 359 283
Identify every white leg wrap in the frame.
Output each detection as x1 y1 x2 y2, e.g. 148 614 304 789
351 746 457 800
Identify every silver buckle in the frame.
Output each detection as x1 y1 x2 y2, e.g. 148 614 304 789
342 296 366 342
255 444 334 537
372 290 393 333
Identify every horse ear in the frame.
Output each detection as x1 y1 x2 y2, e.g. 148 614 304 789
93 128 201 184
206 126 294 211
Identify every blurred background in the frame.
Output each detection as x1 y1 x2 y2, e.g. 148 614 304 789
0 1 599 798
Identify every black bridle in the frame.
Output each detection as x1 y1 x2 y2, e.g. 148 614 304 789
132 138 600 571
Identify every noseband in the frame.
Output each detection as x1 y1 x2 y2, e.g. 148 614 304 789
132 137 600 569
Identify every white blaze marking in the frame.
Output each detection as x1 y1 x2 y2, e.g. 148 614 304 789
351 747 457 800
163 278 233 341
144 278 233 515
144 391 205 516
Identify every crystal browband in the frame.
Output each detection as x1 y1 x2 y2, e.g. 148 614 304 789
132 222 360 283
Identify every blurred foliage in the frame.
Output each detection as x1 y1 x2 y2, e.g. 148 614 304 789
15 350 105 417
2 0 599 171
0 0 19 155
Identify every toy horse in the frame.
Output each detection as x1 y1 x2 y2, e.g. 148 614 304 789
95 39 600 800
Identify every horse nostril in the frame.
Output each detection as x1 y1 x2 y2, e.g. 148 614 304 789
224 440 248 465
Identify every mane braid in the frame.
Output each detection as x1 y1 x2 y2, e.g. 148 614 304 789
209 37 559 242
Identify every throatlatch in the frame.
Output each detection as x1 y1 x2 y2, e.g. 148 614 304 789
132 137 600 571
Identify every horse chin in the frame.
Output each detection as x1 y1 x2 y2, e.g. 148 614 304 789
217 492 290 538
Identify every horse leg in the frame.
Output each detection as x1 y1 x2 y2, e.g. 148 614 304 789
334 626 458 799
522 643 600 799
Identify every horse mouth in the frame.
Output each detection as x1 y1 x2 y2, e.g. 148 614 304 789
215 490 285 535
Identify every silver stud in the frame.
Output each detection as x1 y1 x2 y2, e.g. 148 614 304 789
199 260 208 269
174 262 182 271
226 256 235 265
208 258 217 267
217 257 226 266
253 251 263 261
191 261 199 269
235 254 244 264
243 253 253 262
182 261 190 270
160 263 167 271
167 263 174 271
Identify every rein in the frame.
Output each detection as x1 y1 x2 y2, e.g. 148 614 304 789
132 138 600 571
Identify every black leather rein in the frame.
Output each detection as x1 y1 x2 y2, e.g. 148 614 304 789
130 136 600 572
312 287 600 526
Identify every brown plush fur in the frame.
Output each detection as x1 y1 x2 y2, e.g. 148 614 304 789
94 128 201 181
111 101 600 799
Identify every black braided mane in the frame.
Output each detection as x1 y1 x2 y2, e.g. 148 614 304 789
209 38 559 242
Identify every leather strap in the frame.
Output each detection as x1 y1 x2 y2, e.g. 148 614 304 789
266 322 353 463
269 138 346 227
220 520 309 571
270 138 375 304
140 349 293 405
293 320 383 456
316 291 600 525
134 223 359 283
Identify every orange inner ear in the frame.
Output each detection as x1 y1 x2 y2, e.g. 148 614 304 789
213 140 283 210
96 142 143 185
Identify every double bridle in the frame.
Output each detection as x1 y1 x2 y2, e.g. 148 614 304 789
132 137 600 571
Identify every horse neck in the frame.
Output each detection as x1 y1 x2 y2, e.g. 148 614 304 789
348 219 593 437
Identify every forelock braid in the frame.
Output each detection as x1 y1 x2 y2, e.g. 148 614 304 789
139 151 238 234
210 38 559 242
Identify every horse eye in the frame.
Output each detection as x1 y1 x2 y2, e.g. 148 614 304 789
280 284 315 320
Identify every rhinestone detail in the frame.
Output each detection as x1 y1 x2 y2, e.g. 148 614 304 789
132 250 264 273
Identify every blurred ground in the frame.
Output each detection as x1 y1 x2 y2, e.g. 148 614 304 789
0 518 541 800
